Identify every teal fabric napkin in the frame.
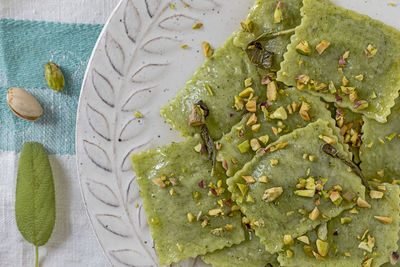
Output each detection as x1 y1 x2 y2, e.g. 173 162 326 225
0 19 103 155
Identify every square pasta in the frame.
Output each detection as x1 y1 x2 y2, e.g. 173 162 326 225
216 87 340 177
360 97 400 182
160 0 303 141
131 135 244 265
277 0 400 123
226 120 366 254
202 230 279 267
278 183 400 267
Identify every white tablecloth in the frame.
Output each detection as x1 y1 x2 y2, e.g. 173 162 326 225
0 1 119 266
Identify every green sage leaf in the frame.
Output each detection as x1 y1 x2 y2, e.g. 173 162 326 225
15 142 55 253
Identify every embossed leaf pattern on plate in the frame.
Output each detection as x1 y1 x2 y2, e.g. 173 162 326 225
76 0 253 266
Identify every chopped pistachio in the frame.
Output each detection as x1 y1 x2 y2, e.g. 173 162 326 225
193 191 201 201
242 175 256 184
358 235 375 252
181 44 188 49
357 197 371 208
224 224 233 232
272 127 280 136
250 138 261 151
386 133 396 141
365 44 377 58
316 239 329 257
247 113 257 126
354 100 369 110
194 143 202 152
369 190 383 199
355 74 364 81
258 176 269 183
258 135 269 145
134 110 143 118
349 91 357 102
297 235 310 245
251 124 261 132
246 194 255 203
205 84 214 96
283 234 294 245
317 223 328 241
237 140 250 153
341 217 352 224
377 185 386 191
244 77 253 87
362 258 373 267
169 188 176 196
344 252 351 257
322 135 335 144
294 189 315 198
153 178 166 188
270 159 279 166
187 212 195 222
274 1 284 23
328 81 337 93
270 106 287 120
201 218 209 228
170 4 175 9
329 191 343 206
315 40 330 55
192 23 203 29
202 41 213 57
309 207 320 221
233 96 244 111
267 81 278 101
342 76 349 86
296 40 312 56
374 216 392 224
231 157 238 164
237 183 248 196
188 103 206 126
239 87 254 98
240 19 254 32
299 101 311 122
246 98 257 112
262 187 283 202
208 208 222 216
303 246 314 257
286 249 294 258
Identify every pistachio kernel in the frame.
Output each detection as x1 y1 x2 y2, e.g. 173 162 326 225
247 113 258 126
309 207 320 221
237 140 250 153
187 213 195 222
192 23 203 29
258 135 269 145
369 190 383 199
251 124 261 132
246 98 257 112
45 62 65 92
153 178 166 188
356 74 364 81
329 191 343 206
374 216 392 224
262 187 283 202
274 1 284 24
283 234 294 245
294 190 315 198
244 77 253 87
242 175 256 184
316 239 329 257
286 249 294 258
341 217 352 224
267 81 278 101
258 176 269 183
270 159 279 166
240 19 254 32
365 44 377 58
270 106 287 120
239 87 255 98
296 40 312 56
357 197 371 209
297 235 310 245
315 40 331 55
234 96 244 111
250 138 261 151
299 101 311 122
237 183 249 196
202 41 213 57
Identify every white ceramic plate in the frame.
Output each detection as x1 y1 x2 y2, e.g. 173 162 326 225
76 1 400 266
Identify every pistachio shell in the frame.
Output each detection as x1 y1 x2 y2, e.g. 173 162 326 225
45 62 65 92
7 87 43 121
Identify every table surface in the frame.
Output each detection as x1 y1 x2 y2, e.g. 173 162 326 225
0 1 119 266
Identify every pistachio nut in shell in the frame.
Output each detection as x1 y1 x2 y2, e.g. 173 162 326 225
45 62 65 92
7 87 43 121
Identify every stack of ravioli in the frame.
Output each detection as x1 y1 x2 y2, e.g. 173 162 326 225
131 0 400 266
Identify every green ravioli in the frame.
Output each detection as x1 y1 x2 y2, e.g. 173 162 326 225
278 183 400 267
160 0 303 140
216 88 337 177
226 120 365 254
277 0 400 123
233 0 303 68
131 136 244 265
360 96 400 182
202 230 279 267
